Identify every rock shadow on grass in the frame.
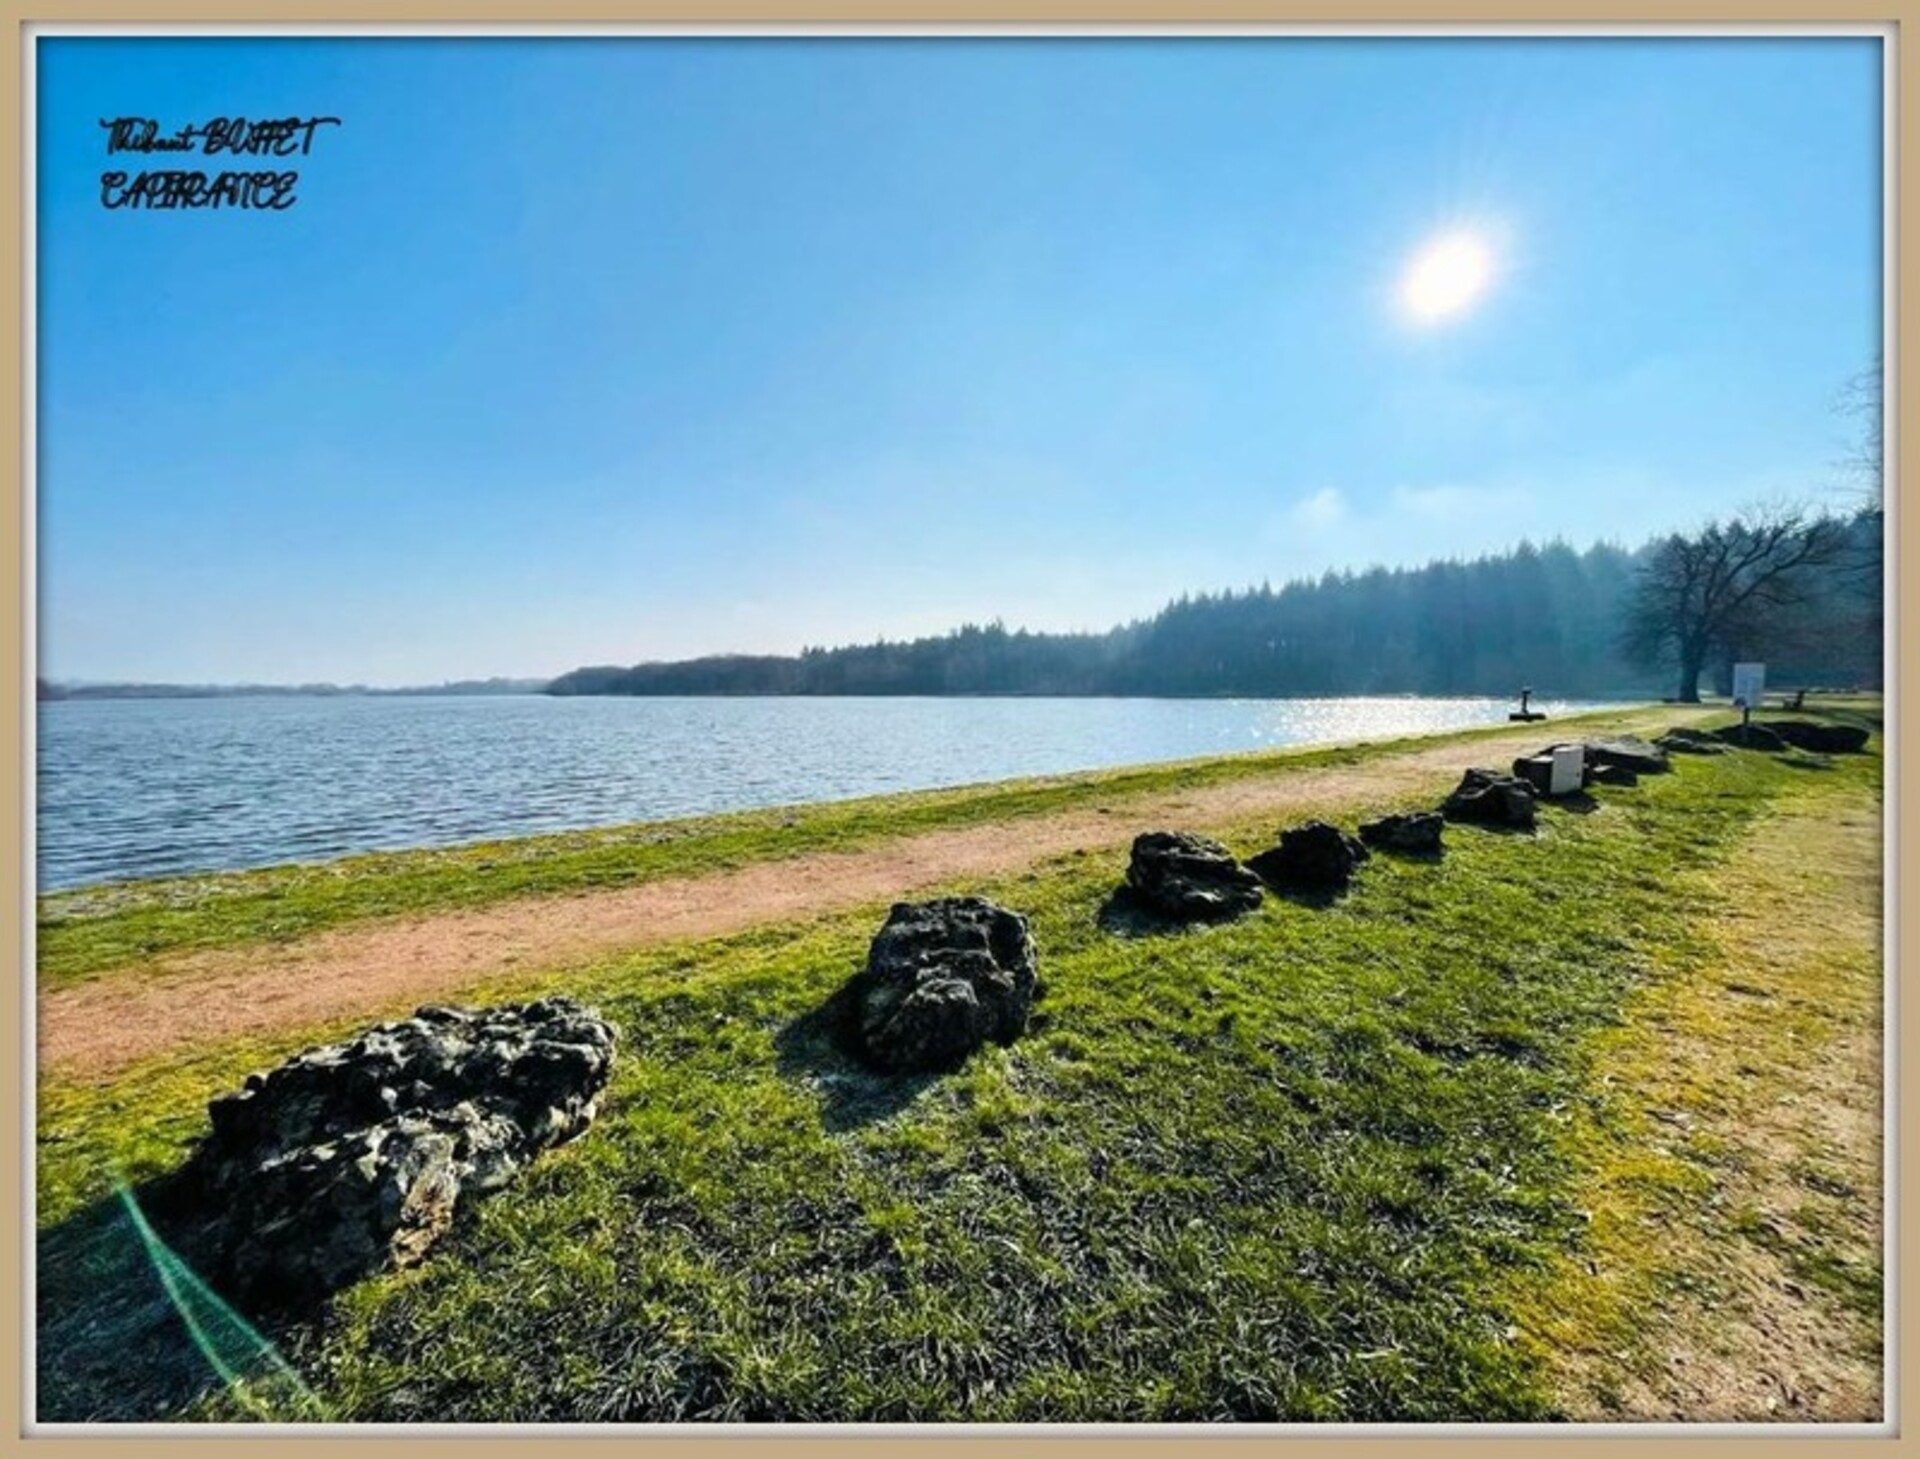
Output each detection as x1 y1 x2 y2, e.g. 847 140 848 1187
36 1174 329 1423
1538 790 1602 816
1093 884 1256 939
772 982 943 1133
1257 881 1349 911
1775 750 1837 773
1368 843 1444 865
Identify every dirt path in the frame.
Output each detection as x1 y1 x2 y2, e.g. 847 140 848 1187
38 716 1688 1078
1537 779 1883 1420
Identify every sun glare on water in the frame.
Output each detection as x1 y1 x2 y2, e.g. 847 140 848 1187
1400 230 1494 324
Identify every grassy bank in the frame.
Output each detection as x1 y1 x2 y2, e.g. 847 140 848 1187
35 704 1882 1422
39 704 1687 988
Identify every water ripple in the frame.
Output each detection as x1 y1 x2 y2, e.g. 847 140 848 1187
36 694 1614 891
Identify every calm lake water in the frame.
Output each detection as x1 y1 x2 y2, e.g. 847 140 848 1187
36 694 1614 891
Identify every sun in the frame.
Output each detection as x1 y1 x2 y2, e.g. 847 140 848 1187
1400 230 1494 324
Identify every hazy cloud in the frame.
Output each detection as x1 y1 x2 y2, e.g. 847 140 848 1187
1288 487 1349 529
1389 483 1536 519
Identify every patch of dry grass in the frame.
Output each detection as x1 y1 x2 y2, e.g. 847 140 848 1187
1509 766 1882 1420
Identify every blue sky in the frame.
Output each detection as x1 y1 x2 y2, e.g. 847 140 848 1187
38 35 1882 684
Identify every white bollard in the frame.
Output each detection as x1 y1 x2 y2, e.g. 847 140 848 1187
1549 744 1585 797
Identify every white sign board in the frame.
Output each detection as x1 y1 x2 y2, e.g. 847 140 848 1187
1549 744 1584 796
1731 661 1766 709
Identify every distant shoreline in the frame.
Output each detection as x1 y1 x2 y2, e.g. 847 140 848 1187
40 682 1662 704
36 678 550 701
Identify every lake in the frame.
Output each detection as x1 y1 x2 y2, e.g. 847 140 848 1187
35 694 1616 891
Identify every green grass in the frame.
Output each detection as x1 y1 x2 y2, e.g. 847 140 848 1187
37 704 1671 988
34 710 1881 1423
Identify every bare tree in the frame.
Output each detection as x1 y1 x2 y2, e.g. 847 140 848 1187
1835 356 1884 506
1621 505 1858 702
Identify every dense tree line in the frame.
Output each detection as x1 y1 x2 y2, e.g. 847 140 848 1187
547 516 1879 700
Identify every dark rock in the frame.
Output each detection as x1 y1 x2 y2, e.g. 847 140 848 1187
853 897 1039 1074
1714 722 1786 752
1512 753 1551 795
1577 736 1671 775
1762 720 1870 754
1357 811 1445 855
1587 761 1640 787
1245 820 1370 893
1656 727 1728 756
182 998 616 1307
1123 830 1264 922
1440 768 1537 829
